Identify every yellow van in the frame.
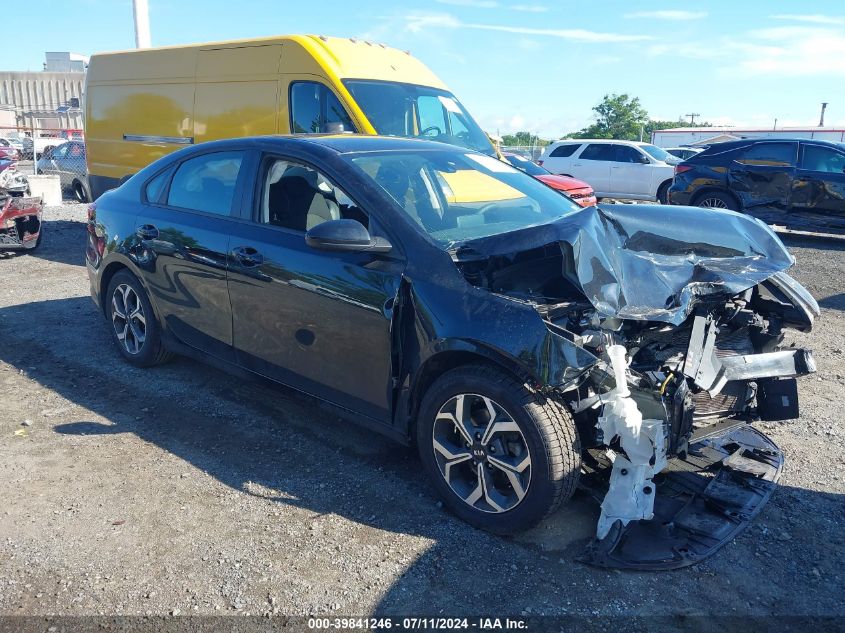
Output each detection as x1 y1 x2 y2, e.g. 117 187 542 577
85 34 496 199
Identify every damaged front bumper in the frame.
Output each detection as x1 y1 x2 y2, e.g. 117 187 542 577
580 424 783 570
0 196 43 250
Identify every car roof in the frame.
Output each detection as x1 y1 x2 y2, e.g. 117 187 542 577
182 134 474 155
552 139 649 146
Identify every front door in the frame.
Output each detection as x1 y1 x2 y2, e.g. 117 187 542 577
729 141 797 210
134 149 247 362
789 143 845 230
226 155 403 421
608 144 652 197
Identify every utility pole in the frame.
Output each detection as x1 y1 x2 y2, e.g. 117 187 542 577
773 118 778 130
819 102 828 127
685 113 701 125
133 0 151 48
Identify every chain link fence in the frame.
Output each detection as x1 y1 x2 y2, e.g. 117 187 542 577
0 126 89 202
499 144 546 161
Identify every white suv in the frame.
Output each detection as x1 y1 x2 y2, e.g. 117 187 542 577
538 139 679 203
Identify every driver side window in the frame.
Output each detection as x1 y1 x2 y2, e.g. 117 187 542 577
417 96 448 136
260 158 368 232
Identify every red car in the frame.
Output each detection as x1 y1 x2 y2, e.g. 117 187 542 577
0 146 19 161
503 152 597 207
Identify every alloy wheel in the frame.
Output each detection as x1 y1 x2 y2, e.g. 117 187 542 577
111 283 146 355
699 196 729 209
432 393 531 513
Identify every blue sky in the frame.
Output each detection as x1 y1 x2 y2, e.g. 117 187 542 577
4 0 844 137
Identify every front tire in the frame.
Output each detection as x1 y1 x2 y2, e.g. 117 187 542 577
417 364 581 535
106 270 172 367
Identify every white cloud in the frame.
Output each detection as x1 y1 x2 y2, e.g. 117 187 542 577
435 1 550 12
435 0 499 7
625 10 707 21
771 14 845 26
404 13 651 42
511 4 549 12
730 26 845 77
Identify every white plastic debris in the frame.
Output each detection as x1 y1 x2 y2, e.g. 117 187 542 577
595 344 667 539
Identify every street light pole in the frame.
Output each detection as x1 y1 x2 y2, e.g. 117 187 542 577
133 0 151 49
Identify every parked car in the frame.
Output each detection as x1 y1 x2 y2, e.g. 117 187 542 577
538 139 679 203
502 152 597 207
87 135 818 569
85 34 497 200
1 164 42 251
0 145 19 161
0 136 24 153
36 141 90 202
665 147 702 161
669 138 845 232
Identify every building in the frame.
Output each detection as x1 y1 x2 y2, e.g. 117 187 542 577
651 126 845 148
0 52 86 135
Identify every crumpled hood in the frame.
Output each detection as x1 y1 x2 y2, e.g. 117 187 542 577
458 203 795 325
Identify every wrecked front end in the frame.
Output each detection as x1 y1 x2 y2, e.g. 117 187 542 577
455 204 818 569
0 196 43 250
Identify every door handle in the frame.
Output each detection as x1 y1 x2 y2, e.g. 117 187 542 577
136 224 159 240
232 246 264 267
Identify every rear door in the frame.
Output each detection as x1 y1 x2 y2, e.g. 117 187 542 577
134 149 248 362
609 144 652 197
729 141 797 209
225 153 404 422
789 143 845 229
571 143 613 194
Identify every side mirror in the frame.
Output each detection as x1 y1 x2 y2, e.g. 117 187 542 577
305 219 392 254
638 154 650 164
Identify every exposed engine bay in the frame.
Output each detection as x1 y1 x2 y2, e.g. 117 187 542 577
451 203 818 569
0 166 42 251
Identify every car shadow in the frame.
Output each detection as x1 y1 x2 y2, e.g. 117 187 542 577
2 295 844 616
0 219 87 267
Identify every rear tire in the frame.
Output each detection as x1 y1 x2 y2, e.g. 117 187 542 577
72 180 88 203
656 180 671 205
693 190 738 211
106 270 173 367
417 364 581 535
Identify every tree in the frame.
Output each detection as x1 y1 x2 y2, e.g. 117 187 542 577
501 130 550 146
570 94 649 141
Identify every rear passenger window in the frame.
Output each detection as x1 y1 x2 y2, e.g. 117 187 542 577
290 82 356 134
738 143 796 167
549 144 578 158
580 144 616 161
167 151 243 215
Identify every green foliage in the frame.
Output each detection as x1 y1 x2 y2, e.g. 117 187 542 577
501 131 550 146
565 94 712 141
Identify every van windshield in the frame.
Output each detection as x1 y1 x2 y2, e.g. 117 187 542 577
343 80 496 157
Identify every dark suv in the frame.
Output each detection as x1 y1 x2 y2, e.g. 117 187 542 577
668 138 845 232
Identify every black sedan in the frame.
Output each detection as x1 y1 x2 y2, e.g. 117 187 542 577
86 135 818 568
669 138 845 232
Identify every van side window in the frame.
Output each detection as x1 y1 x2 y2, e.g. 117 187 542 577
549 144 578 158
261 158 368 232
290 82 356 134
167 151 243 215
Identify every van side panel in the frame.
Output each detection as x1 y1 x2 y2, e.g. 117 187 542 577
86 48 197 196
194 45 282 143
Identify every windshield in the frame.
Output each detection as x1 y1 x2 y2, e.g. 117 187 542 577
343 80 496 157
503 153 549 176
347 150 582 247
641 144 680 165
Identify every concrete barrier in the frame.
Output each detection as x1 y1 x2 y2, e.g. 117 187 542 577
26 175 62 206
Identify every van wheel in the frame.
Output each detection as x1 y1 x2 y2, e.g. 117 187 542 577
106 270 173 367
694 190 738 211
417 364 580 535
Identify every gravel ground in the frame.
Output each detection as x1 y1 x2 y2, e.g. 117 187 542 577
0 203 843 618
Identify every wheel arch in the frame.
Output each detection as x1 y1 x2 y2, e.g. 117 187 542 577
404 344 538 441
